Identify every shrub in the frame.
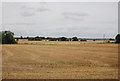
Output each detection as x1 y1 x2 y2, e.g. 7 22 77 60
1 31 17 44
72 37 78 41
115 34 120 43
80 39 87 41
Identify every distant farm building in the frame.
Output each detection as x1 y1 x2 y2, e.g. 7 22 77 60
41 39 49 41
18 39 28 41
17 39 28 41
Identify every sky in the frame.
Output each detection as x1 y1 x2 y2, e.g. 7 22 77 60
1 2 118 38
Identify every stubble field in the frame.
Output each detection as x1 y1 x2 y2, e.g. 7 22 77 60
1 42 118 79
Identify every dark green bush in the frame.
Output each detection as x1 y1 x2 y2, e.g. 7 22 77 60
1 31 17 44
115 34 120 43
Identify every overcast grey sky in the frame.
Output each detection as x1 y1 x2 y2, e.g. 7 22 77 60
2 2 118 38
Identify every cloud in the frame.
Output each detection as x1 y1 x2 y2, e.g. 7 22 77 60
2 2 117 38
21 11 35 17
3 23 36 26
62 12 89 21
63 12 88 16
20 2 50 17
20 7 50 17
37 7 50 12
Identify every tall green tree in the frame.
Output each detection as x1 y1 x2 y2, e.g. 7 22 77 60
59 37 67 41
115 34 120 43
2 31 17 44
72 37 78 41
0 32 2 44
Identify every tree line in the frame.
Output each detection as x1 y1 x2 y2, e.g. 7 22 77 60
16 36 81 41
0 31 120 44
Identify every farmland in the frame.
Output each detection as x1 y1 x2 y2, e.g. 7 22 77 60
18 40 114 44
1 41 118 79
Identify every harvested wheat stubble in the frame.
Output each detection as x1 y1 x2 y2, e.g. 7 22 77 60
18 40 115 44
1 43 118 79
